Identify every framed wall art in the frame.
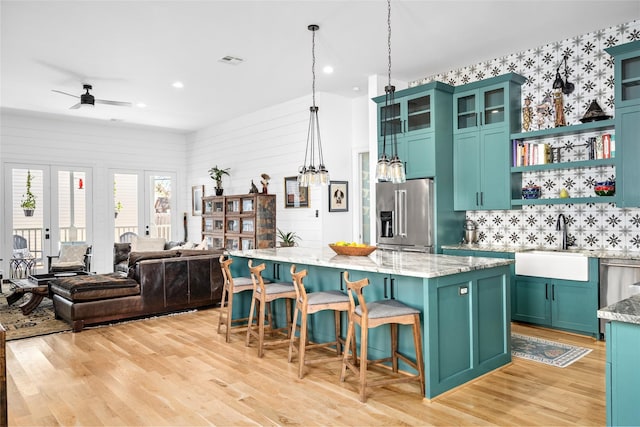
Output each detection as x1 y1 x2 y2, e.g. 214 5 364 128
284 176 309 208
328 181 348 212
192 185 204 216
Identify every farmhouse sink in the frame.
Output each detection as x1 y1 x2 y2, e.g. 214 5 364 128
515 250 589 281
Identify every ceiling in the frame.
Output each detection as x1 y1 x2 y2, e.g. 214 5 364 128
1 1 639 133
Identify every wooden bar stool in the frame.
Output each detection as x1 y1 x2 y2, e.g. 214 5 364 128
246 260 297 358
340 271 425 403
288 264 352 379
217 255 261 342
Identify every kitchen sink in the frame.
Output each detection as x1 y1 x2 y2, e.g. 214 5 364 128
514 250 589 281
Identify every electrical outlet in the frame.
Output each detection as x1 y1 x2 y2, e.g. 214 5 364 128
459 286 468 296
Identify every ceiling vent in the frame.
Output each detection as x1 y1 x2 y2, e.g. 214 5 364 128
219 56 244 65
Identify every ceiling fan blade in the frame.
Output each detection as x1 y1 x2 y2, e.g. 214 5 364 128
95 99 132 107
69 103 81 109
52 89 79 98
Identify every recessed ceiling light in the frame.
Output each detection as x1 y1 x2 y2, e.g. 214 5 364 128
323 65 334 74
172 81 184 89
219 56 244 65
136 102 147 108
352 86 361 92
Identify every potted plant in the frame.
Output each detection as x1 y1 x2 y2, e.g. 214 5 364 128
114 181 123 218
277 228 300 247
20 170 37 216
209 165 230 196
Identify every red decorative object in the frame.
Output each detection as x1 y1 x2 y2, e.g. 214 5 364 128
78 178 84 190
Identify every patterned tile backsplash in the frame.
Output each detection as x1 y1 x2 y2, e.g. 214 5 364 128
411 20 640 252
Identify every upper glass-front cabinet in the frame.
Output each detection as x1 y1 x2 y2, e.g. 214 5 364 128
377 93 432 138
454 85 506 133
606 40 640 108
621 55 640 101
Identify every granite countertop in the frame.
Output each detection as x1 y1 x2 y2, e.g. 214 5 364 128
228 247 513 279
598 294 640 325
441 244 640 260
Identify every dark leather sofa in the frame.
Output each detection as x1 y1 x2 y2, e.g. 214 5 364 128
51 249 225 331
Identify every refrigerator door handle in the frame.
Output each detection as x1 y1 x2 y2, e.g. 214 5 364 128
397 189 407 237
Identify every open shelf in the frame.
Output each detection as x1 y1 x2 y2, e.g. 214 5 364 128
511 195 617 206
510 119 615 140
511 158 616 172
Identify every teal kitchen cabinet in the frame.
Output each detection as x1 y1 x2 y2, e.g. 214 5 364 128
374 81 454 179
453 73 525 211
605 321 640 426
606 40 640 207
512 258 599 337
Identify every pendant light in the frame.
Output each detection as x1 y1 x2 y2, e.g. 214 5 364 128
298 24 329 187
375 0 405 183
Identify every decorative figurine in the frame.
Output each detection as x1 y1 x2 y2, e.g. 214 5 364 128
553 88 566 127
249 180 259 194
260 173 270 194
522 97 533 131
536 95 553 130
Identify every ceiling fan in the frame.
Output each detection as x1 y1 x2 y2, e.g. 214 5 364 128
52 84 132 109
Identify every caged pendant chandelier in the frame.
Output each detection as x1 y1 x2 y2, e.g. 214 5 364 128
375 0 406 184
298 24 329 187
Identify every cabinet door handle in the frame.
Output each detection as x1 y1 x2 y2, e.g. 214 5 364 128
480 192 484 206
476 192 479 206
552 284 555 301
339 271 344 291
390 278 395 300
545 283 548 300
384 277 388 299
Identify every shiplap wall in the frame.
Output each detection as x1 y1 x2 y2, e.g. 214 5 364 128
0 110 187 273
186 92 356 248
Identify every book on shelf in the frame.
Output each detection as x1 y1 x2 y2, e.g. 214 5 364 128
512 140 551 167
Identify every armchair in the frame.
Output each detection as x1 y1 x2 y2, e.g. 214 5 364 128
48 243 92 273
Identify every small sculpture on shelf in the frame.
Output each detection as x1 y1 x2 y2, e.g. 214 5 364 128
260 173 270 194
522 97 533 131
249 180 259 194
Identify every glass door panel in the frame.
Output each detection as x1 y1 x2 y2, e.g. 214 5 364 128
407 95 431 132
622 57 640 100
57 170 87 243
145 172 175 241
457 94 477 129
113 173 139 242
9 167 47 275
484 88 505 125
379 102 402 136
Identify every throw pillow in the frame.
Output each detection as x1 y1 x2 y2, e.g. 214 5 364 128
58 244 88 262
131 236 166 252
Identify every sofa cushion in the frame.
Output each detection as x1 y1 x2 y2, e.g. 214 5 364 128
131 236 166 252
50 272 140 302
178 249 224 257
128 250 180 267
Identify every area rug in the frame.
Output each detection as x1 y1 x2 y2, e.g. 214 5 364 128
0 286 71 341
511 333 592 368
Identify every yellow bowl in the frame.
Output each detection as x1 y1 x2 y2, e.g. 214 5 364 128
328 244 377 256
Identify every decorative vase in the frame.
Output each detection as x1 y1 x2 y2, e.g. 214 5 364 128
215 188 224 196
23 209 34 217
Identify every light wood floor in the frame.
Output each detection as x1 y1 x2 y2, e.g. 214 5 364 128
5 308 606 426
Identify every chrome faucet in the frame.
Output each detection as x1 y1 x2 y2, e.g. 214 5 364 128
556 213 570 250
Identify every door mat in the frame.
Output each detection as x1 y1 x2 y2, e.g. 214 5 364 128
511 333 592 368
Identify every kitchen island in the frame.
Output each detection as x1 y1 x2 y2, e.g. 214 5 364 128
598 295 640 426
228 247 513 399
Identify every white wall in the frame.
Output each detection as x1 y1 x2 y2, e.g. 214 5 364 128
1 109 187 273
186 91 358 248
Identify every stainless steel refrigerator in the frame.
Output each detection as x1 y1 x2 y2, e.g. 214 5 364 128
376 178 434 252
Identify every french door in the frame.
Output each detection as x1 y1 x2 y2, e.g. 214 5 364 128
111 170 177 243
5 163 93 275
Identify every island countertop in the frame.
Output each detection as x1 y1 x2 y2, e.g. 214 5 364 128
598 294 640 325
227 246 513 279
